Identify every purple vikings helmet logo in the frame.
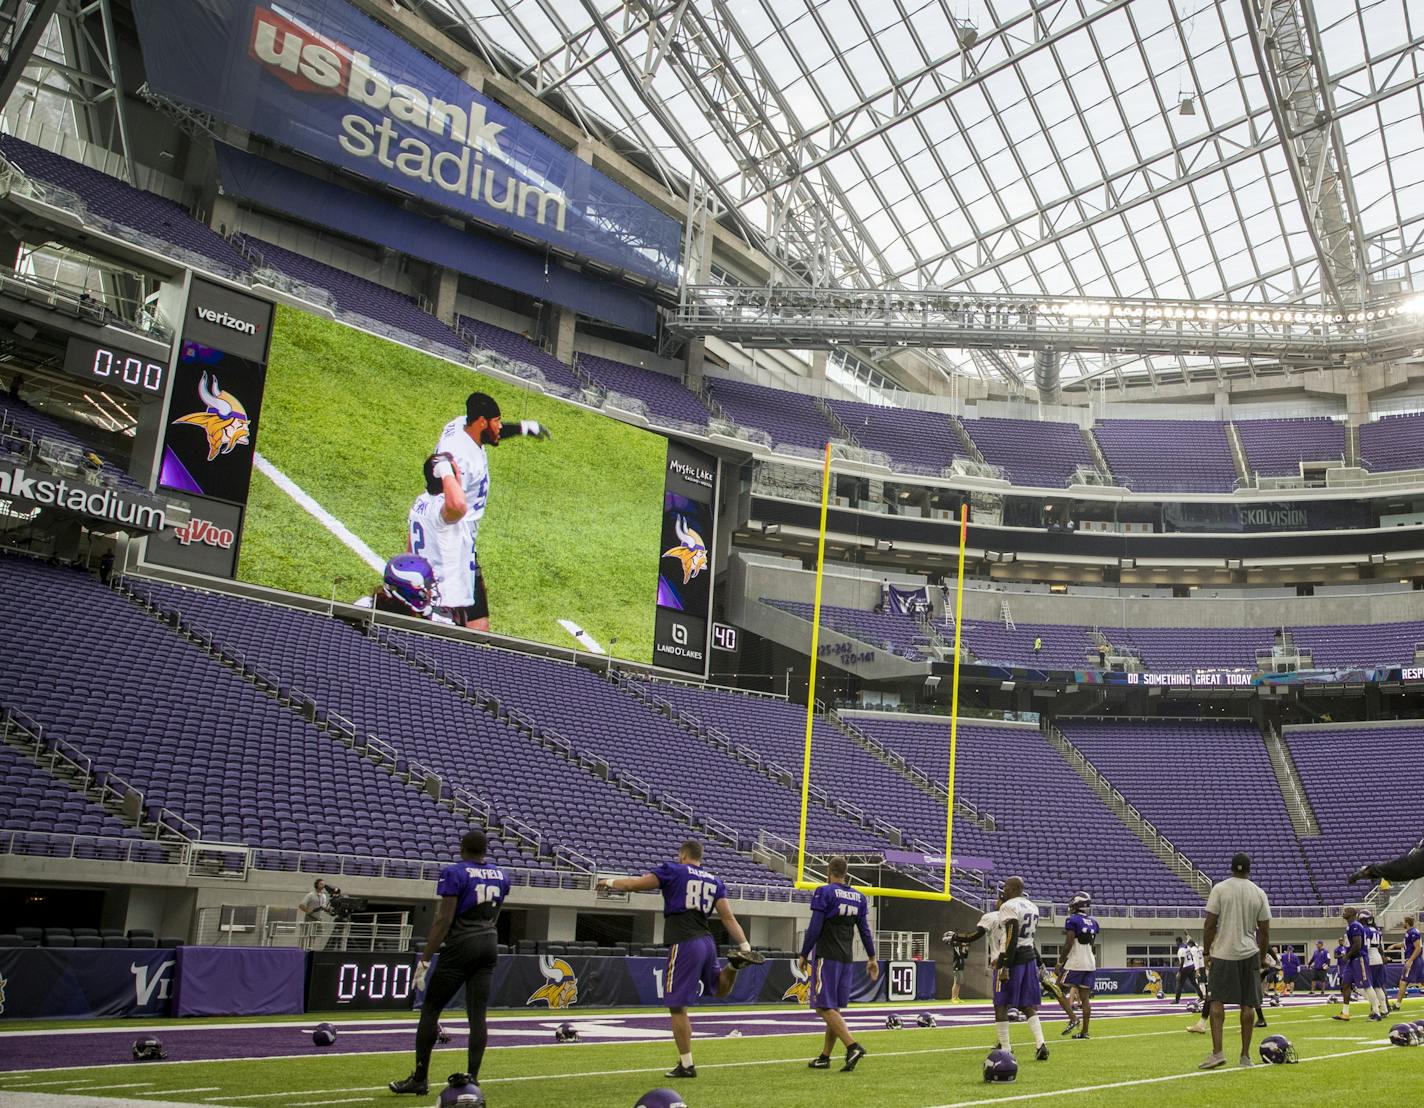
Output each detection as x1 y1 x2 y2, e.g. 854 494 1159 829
527 956 579 1009
173 372 250 461
662 516 708 585
782 958 811 1004
635 1090 688 1108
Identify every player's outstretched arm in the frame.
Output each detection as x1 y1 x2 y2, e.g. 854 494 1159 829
944 926 986 946
505 420 552 441
596 872 660 894
1350 843 1424 884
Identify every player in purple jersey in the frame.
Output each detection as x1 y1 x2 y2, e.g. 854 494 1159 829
389 830 511 1096
1333 907 1368 1022
597 841 764 1080
1057 892 1099 1039
1397 914 1423 1007
1279 946 1301 997
800 857 879 1072
1308 940 1330 995
1359 908 1389 1019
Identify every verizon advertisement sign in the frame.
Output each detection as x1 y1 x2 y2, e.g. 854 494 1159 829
184 277 274 363
145 496 244 578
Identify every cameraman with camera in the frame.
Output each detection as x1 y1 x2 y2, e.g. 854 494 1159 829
299 878 334 951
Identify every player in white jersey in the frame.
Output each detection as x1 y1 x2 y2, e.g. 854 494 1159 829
947 876 1049 1062
433 392 550 631
409 453 475 623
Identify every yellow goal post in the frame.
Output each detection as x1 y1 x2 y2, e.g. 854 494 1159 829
793 441 966 901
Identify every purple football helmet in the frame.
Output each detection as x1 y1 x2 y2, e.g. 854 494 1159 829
382 553 437 616
1258 1034 1298 1063
634 1090 688 1108
312 1023 336 1046
439 1073 484 1106
983 1048 1018 1083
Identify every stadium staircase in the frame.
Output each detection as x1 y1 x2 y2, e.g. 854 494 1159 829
1080 426 1112 476
948 416 986 463
0 705 161 839
1263 724 1322 839
113 579 546 863
1225 422 1252 484
1040 719 1211 898
814 397 855 446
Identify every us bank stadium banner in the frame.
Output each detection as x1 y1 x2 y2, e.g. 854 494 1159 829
0 948 176 1019
130 0 680 287
654 442 719 675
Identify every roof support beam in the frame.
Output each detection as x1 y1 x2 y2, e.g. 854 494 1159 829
1242 0 1368 307
0 0 61 111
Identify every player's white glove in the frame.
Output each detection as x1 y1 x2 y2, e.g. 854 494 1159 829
942 930 958 945
517 420 551 441
414 958 429 991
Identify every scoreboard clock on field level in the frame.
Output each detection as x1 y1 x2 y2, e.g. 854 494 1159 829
306 951 420 1010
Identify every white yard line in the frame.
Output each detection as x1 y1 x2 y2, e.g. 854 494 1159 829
252 452 384 573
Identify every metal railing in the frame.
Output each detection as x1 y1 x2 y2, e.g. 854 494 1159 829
0 829 189 865
875 930 931 961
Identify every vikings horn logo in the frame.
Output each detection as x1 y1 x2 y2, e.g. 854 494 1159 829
662 516 708 585
781 958 811 1004
527 956 579 1009
0 971 6 1015
173 372 251 462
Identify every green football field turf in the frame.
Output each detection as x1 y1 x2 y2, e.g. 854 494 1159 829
236 307 664 661
3 1002 1420 1107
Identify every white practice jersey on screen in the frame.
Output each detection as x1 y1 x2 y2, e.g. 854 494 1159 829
999 896 1040 949
409 492 475 607
1176 943 1190 969
436 417 491 538
1191 946 1205 971
1365 927 1384 966
976 910 1007 963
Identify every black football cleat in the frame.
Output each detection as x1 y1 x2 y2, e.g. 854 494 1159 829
841 1043 867 1071
1035 1043 1050 1061
388 1074 429 1095
1072 1032 1090 1040
727 948 767 970
665 1063 697 1079
1256 1019 1267 1028
808 1055 831 1069
1061 1018 1080 1036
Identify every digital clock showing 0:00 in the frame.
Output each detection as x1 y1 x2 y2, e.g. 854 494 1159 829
307 952 419 1010
62 337 167 395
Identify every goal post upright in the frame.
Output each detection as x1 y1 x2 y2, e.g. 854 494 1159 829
794 448 965 902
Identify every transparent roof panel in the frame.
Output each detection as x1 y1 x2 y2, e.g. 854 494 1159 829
438 0 1420 383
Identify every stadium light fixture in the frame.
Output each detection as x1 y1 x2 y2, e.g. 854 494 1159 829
1179 95 1196 116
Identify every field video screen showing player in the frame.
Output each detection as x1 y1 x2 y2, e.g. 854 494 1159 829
236 307 664 662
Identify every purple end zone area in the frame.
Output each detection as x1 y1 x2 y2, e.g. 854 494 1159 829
0 995 1326 1073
